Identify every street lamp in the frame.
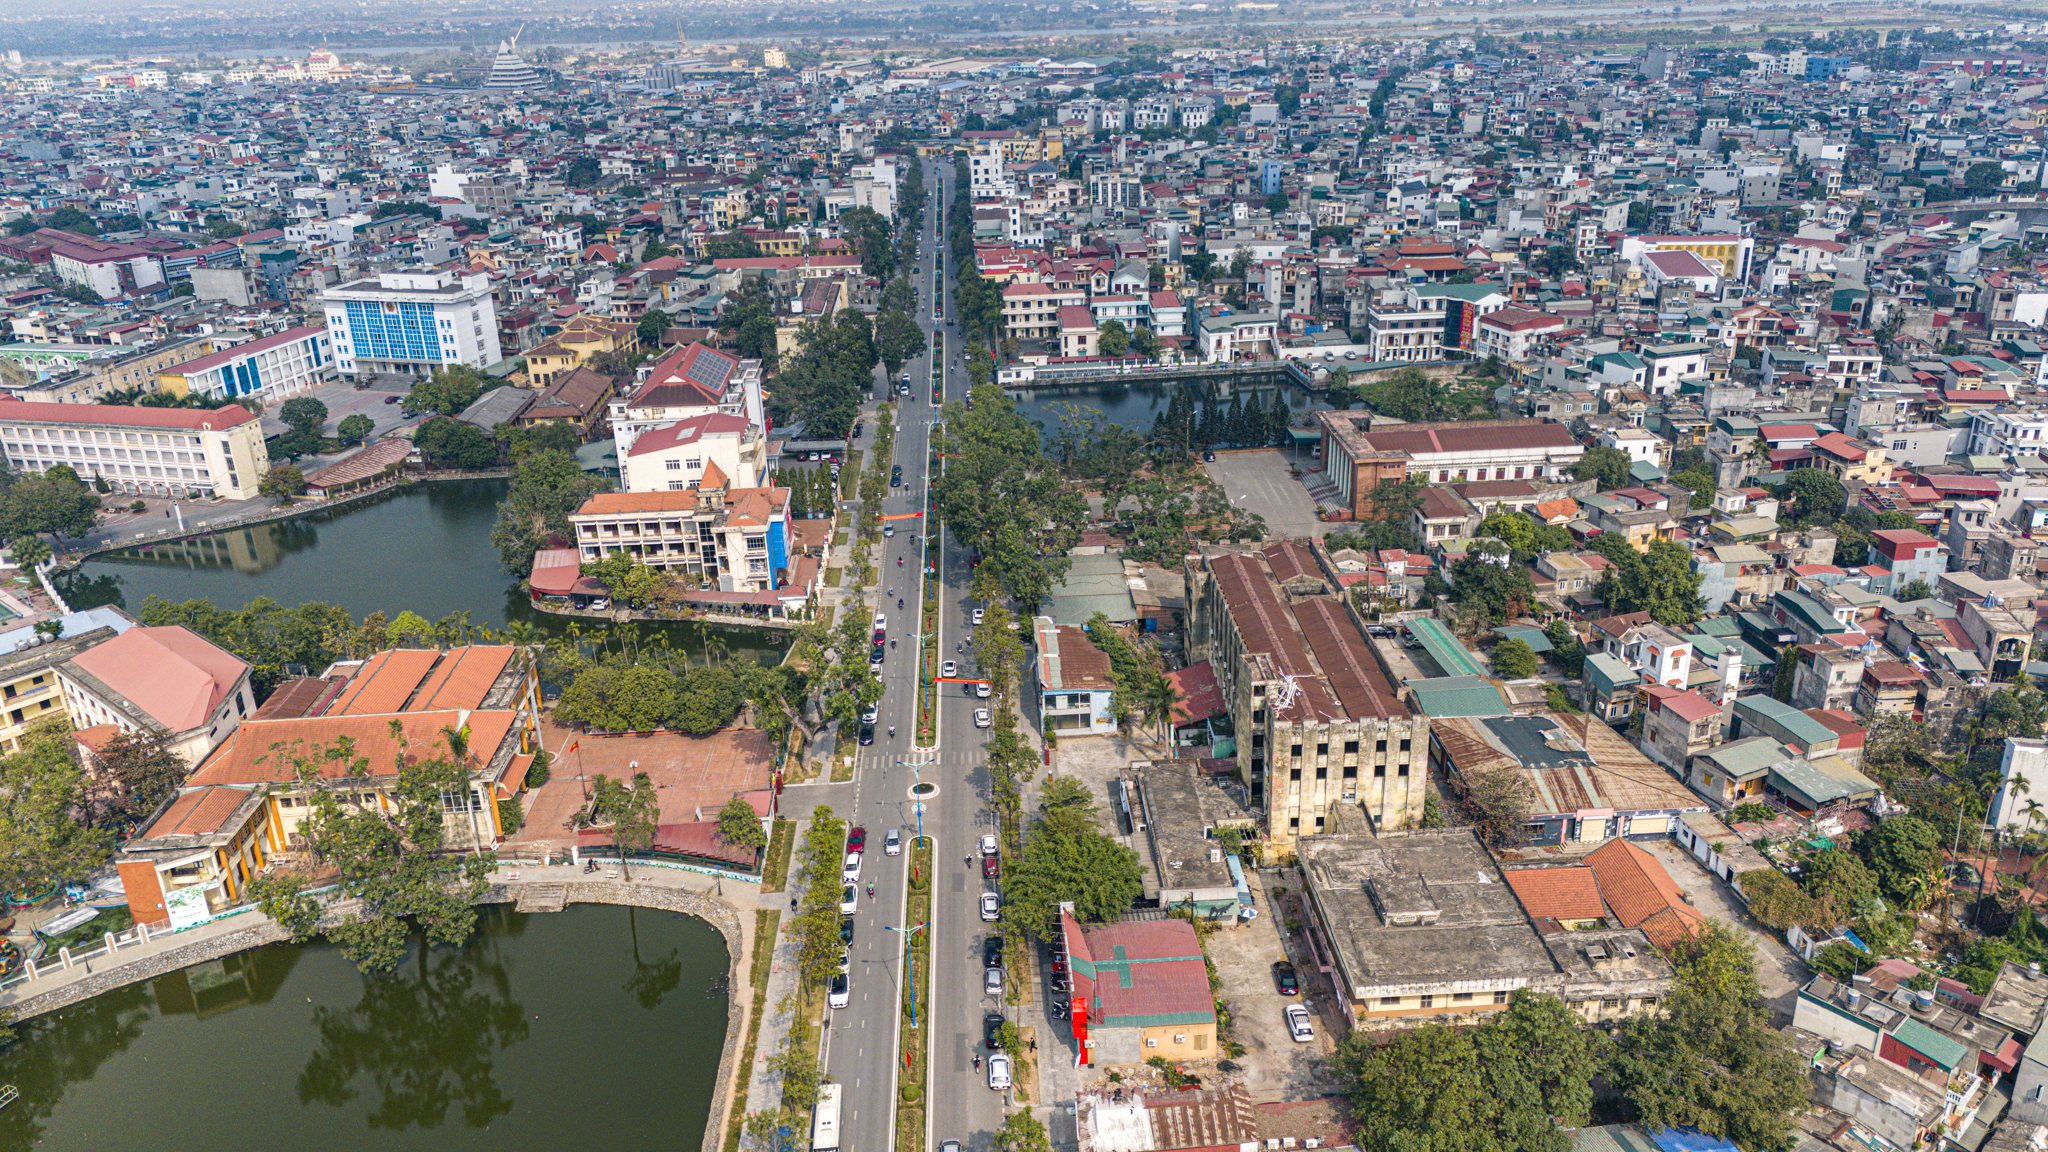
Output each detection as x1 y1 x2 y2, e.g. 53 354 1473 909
884 920 930 1032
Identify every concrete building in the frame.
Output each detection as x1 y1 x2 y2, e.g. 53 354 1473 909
1033 616 1119 737
157 325 333 402
569 486 792 594
0 400 268 500
620 412 764 495
55 624 254 767
1059 909 1217 1065
1298 824 1673 1033
0 607 135 755
1186 542 1428 845
1430 712 1705 844
321 267 503 379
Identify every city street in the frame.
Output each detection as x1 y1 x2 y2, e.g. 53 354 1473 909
825 158 1011 1152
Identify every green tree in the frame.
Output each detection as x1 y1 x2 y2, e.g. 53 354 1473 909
553 661 679 732
0 720 115 898
716 795 767 851
1964 160 2008 196
672 663 747 734
249 732 496 975
402 365 489 418
1855 815 1943 907
874 308 924 378
80 729 189 832
1476 511 1536 554
587 770 661 880
259 464 307 502
1670 467 1716 510
1098 319 1130 357
8 533 50 571
414 417 500 470
279 395 329 444
1781 468 1847 526
1036 776 1101 839
1606 922 1806 1151
1568 445 1632 490
1446 548 1536 625
1898 578 1933 602
1000 825 1145 941
336 413 375 444
994 1110 1054 1152
1594 539 1706 627
1491 637 1538 679
492 449 609 577
933 385 1089 609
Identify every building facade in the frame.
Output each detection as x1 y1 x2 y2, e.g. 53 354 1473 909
0 400 268 499
158 325 334 402
321 268 503 379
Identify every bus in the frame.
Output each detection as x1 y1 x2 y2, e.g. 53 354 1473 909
812 1082 842 1152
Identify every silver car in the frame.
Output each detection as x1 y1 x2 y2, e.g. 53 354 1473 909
984 967 1003 996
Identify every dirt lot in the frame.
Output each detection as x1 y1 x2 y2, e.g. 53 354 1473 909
1637 836 1809 1015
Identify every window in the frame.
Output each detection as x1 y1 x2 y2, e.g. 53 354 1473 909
1289 767 1301 781
1315 764 1327 779
1493 990 1509 1004
1315 742 1327 756
1290 744 1302 759
1451 992 1472 1003
666 460 681 470
1380 996 1401 1006
1398 763 1410 776
1343 740 1359 754
1375 739 1387 753
1418 995 1434 1009
1399 739 1411 752
1288 817 1299 829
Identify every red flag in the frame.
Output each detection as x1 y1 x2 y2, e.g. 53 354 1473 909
566 741 579 755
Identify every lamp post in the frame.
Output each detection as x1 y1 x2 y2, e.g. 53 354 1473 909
884 920 929 1032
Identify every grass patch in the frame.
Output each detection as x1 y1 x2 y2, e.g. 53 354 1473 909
832 756 854 783
40 904 132 954
827 567 844 588
762 819 796 892
1543 683 1583 714
723 908 783 1152
841 450 863 497
895 837 934 1152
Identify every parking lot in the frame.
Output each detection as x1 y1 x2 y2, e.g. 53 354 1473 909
1201 448 1326 539
1204 871 1341 1101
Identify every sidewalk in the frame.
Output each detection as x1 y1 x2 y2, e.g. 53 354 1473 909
743 817 813 1125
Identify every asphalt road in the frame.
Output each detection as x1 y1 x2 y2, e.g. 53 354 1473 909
825 158 1011 1152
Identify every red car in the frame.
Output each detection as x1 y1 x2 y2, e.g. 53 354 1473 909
982 854 1000 880
847 826 866 854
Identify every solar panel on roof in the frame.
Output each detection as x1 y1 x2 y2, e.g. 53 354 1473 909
685 347 735 388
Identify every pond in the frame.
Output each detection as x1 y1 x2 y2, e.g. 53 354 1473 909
53 479 778 664
0 903 731 1151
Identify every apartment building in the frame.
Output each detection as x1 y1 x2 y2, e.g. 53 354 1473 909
1186 542 1428 845
0 400 268 500
1001 281 1087 341
620 412 765 495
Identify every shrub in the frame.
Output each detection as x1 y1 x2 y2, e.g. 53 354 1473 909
497 796 525 836
130 500 146 513
526 750 552 787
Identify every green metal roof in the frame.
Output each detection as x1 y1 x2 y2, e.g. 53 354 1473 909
1693 616 1741 638
1407 616 1486 678
1585 652 1636 692
1733 695 1835 748
1890 1017 1968 1071
1768 755 1879 807
1408 675 1510 717
1497 624 1554 654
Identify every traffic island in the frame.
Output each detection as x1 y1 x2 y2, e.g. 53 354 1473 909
894 837 934 1152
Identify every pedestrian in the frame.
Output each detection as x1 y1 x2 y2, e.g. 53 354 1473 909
1029 1039 1037 1052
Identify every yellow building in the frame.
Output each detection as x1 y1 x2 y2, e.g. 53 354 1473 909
523 315 641 388
0 624 114 754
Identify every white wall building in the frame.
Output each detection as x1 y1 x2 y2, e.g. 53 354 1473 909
0 400 269 500
321 268 502 379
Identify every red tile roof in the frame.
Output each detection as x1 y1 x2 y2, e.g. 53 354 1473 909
1503 866 1609 922
1584 839 1704 948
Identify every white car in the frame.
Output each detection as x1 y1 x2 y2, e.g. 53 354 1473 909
843 852 863 885
975 681 990 699
986 1052 1012 1090
974 709 991 728
862 704 879 724
841 885 858 915
873 613 887 632
941 660 957 678
980 892 1001 921
884 828 903 856
1284 1003 1315 1043
884 524 895 537
979 833 998 857
830 972 850 1009
984 967 1004 996
972 608 985 626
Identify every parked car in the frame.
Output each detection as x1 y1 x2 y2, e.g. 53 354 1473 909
837 947 851 975
1203 449 1217 462
979 834 998 857
986 1053 1012 1090
975 681 990 699
974 709 991 728
984 967 1004 996
839 916 854 945
884 524 895 537
984 936 1003 968
1273 960 1300 996
884 828 902 856
984 1012 1006 1049
829 973 850 1008
982 854 1000 880
847 826 866 852
972 608 985 626
1284 1003 1315 1043
980 892 1001 921
842 852 862 884
861 705 878 724
941 660 957 678
859 723 875 746
840 886 858 914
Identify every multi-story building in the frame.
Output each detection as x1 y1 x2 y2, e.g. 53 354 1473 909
570 485 792 593
157 325 334 402
0 400 268 500
1000 281 1087 342
1032 617 1119 736
321 268 503 379
1316 414 1584 519
0 607 133 755
1186 542 1428 845
610 342 766 462
522 315 639 389
1867 528 1949 597
0 336 220 405
1472 306 1567 365
56 622 254 767
620 412 765 495
1363 282 1509 363
1617 234 1756 285
1967 408 2048 459
116 644 542 928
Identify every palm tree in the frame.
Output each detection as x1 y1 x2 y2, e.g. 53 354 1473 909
1143 674 1181 749
442 724 485 854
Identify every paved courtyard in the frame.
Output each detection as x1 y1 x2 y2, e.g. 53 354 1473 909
1205 869 1341 1102
1201 449 1325 539
1637 835 1808 1014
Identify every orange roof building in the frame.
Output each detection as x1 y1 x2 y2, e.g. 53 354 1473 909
56 624 253 767
117 645 540 929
